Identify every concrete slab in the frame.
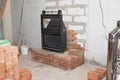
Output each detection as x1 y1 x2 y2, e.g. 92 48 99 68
19 54 106 80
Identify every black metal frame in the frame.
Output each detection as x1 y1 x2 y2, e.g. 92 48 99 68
41 10 66 52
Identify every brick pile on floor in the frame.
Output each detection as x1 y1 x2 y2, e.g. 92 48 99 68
88 68 106 80
0 45 32 80
67 30 85 59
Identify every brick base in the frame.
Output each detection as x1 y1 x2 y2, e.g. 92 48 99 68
31 49 84 70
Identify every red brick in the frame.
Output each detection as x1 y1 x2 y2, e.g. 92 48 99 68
95 68 106 79
0 74 5 80
0 45 31 80
0 63 5 75
68 49 84 56
88 71 101 80
67 36 77 41
31 49 84 70
19 68 32 80
67 43 81 49
67 30 77 42
0 48 5 64
6 72 14 80
67 30 77 36
88 68 106 80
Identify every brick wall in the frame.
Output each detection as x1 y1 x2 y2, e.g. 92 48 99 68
45 0 88 47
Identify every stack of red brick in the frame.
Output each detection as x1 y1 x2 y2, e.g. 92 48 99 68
67 30 85 68
67 30 85 56
0 45 32 80
88 68 106 80
31 49 83 70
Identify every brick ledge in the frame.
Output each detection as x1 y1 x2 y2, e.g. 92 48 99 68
30 49 84 70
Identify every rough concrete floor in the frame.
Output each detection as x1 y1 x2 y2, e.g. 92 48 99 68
19 54 106 80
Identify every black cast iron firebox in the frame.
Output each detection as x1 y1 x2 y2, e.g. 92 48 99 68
41 10 66 52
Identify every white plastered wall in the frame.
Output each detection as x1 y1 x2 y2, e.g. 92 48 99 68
88 0 120 66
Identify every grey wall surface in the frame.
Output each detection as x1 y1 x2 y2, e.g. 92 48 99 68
11 0 23 44
11 0 45 48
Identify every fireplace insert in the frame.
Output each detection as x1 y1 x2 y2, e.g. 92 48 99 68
41 10 66 52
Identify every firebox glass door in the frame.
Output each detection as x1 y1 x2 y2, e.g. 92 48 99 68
43 19 51 29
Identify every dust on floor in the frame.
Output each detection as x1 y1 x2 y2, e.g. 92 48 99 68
19 54 106 80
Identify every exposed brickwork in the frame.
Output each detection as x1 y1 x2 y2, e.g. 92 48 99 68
45 0 88 47
67 30 85 55
68 49 84 56
67 43 82 49
67 30 77 42
31 49 84 70
88 68 106 80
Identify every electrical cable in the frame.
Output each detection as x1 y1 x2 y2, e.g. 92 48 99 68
98 0 108 40
18 0 25 48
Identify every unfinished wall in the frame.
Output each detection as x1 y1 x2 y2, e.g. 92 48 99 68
45 0 88 47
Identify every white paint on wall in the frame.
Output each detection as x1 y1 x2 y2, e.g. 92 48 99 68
63 16 72 22
68 25 84 31
74 16 88 23
58 0 72 6
45 1 56 7
74 0 88 5
88 0 120 66
76 34 87 40
68 7 84 15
